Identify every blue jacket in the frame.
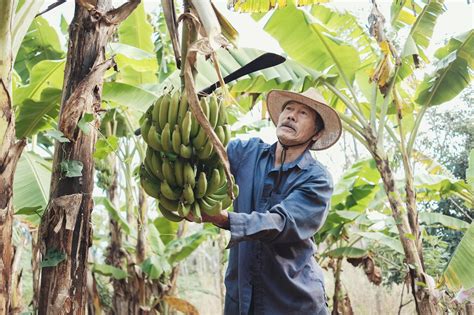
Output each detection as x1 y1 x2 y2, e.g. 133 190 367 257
225 138 333 315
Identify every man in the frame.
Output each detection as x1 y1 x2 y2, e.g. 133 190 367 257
202 88 342 315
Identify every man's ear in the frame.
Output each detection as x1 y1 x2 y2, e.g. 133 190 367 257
312 130 323 142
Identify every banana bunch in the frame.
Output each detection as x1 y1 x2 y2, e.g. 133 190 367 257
139 90 237 223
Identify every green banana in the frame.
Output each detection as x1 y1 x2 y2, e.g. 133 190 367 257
152 95 164 126
215 125 225 144
140 164 160 185
150 151 165 181
159 94 170 130
172 125 182 154
181 111 192 146
168 91 180 127
208 95 219 128
183 162 196 187
182 184 195 204
190 111 199 138
192 126 207 149
233 183 240 198
141 177 161 199
206 168 221 195
223 124 232 146
179 144 193 159
177 202 191 217
218 166 226 186
158 194 179 212
191 202 202 223
221 195 233 210
140 118 151 144
161 180 181 200
199 198 222 216
200 97 209 118
162 157 177 187
195 172 208 199
158 204 183 222
147 125 164 151
177 92 188 125
197 138 214 160
144 148 155 177
217 101 227 126
161 123 172 153
174 158 184 187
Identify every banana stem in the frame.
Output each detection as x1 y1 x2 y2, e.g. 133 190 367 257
184 45 234 200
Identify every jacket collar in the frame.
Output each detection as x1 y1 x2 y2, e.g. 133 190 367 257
262 142 314 171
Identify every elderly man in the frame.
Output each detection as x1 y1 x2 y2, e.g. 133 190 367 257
203 88 342 315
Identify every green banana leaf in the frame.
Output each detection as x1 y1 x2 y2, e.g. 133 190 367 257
331 158 381 212
325 246 367 258
419 212 470 231
13 59 65 106
165 226 217 265
116 1 158 85
390 0 425 30
102 82 158 112
147 222 166 255
401 0 446 63
310 5 376 68
415 172 473 207
264 4 360 84
13 151 51 225
415 30 474 107
357 231 404 254
441 223 474 290
15 87 61 138
14 15 65 82
92 263 127 280
229 0 329 13
154 217 179 245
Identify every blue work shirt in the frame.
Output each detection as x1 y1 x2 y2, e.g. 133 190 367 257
224 138 333 315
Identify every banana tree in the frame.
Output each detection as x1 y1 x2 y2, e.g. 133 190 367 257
228 1 473 313
37 1 141 313
0 0 45 312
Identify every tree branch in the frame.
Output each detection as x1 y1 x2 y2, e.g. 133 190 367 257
104 0 141 25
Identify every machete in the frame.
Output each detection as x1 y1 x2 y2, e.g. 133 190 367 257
134 52 286 136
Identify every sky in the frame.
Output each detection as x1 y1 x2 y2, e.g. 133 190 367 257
39 0 474 180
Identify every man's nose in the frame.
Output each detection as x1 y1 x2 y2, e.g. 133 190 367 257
286 113 296 121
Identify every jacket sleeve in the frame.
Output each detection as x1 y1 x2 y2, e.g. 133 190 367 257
227 171 333 246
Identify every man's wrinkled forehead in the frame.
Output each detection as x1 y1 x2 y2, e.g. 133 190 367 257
280 101 317 116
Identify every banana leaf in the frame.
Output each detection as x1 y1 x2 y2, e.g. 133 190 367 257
13 151 51 225
441 223 474 290
13 59 65 106
15 87 61 138
14 15 64 82
229 0 329 13
415 30 474 107
264 4 360 84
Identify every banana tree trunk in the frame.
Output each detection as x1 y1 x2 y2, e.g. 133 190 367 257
0 1 26 312
365 132 438 314
106 160 131 315
38 1 139 313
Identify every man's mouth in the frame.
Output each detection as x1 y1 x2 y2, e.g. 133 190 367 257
280 123 296 132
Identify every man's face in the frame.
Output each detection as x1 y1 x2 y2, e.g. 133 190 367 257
276 102 320 146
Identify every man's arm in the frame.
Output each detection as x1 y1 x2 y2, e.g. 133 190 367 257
204 172 333 245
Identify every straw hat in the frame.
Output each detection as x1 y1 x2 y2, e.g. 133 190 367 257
267 88 342 151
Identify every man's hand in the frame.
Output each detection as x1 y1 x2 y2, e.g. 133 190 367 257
186 210 230 230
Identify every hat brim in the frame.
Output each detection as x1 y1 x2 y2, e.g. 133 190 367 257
267 90 342 151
